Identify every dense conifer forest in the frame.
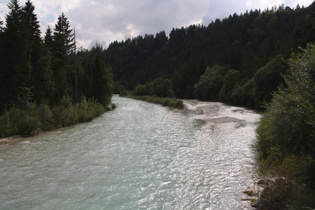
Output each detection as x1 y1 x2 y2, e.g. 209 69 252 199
108 3 315 109
0 0 113 137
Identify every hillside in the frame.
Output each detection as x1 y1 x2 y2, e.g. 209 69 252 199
107 3 315 109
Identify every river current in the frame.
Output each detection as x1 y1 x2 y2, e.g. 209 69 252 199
0 96 260 210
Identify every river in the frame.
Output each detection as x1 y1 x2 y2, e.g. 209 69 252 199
0 96 260 210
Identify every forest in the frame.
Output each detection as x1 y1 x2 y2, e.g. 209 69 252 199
108 3 315 110
0 0 113 137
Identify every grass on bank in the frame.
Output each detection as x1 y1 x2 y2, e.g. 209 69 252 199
0 97 110 138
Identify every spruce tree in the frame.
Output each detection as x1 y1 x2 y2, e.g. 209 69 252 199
53 13 75 62
22 0 52 104
44 26 53 53
1 0 31 108
51 13 75 103
0 17 3 32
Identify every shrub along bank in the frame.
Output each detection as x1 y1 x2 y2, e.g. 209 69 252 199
254 44 315 209
0 97 108 138
121 78 184 109
127 95 184 110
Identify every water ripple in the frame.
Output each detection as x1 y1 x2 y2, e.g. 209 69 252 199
0 96 260 210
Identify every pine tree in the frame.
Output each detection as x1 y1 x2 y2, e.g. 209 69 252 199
51 13 75 103
0 17 3 32
22 0 52 104
1 0 31 108
53 13 75 63
44 26 54 53
80 45 112 106
22 0 41 51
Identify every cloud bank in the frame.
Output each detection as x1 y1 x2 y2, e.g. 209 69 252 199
0 0 313 48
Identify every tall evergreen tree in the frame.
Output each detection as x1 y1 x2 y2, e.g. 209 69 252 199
0 17 3 32
0 0 31 109
22 0 52 104
44 26 53 53
53 13 75 62
22 0 40 50
80 45 112 106
51 13 75 103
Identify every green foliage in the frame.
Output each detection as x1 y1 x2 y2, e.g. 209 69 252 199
108 3 315 107
130 95 184 109
194 65 228 101
0 98 106 138
37 104 54 131
78 45 113 107
113 81 125 94
119 90 128 96
17 115 41 137
151 78 175 97
134 78 175 98
134 84 150 96
258 178 299 210
0 2 113 138
219 69 241 103
253 55 288 107
131 78 181 109
231 78 255 107
255 44 315 208
1 0 31 108
257 44 315 162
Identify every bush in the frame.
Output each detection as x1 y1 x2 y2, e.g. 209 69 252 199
255 44 315 208
134 78 175 98
37 104 54 131
119 90 128 96
17 115 41 137
0 97 107 138
194 65 228 101
130 95 184 109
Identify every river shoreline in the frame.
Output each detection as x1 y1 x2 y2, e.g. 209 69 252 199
0 126 71 145
0 99 258 144
0 135 22 144
0 96 260 209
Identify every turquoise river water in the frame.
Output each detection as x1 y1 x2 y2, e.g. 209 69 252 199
0 96 260 209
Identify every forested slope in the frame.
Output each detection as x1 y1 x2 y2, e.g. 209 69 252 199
108 3 315 109
0 0 113 137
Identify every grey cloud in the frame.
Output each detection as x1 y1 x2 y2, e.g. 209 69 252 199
67 0 211 47
1 0 312 48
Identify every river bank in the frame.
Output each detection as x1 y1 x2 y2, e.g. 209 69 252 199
0 96 261 209
121 94 184 109
0 99 118 142
183 99 259 124
0 97 259 209
183 99 261 209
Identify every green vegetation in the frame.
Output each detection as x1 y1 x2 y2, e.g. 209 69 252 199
122 78 183 109
0 0 113 138
108 3 315 109
255 44 315 209
128 95 184 110
134 78 175 98
0 97 105 137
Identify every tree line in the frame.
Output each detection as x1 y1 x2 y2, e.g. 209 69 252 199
0 0 113 137
108 3 315 109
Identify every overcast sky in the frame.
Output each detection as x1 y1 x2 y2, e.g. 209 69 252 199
0 0 313 48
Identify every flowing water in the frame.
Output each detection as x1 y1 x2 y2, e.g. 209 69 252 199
0 96 260 210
